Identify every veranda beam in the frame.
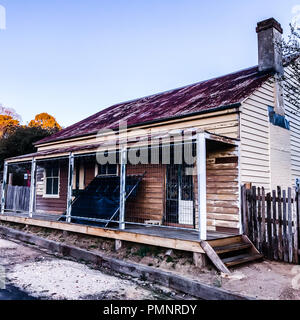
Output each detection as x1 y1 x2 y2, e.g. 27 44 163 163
29 158 36 218
66 153 74 223
197 132 207 240
119 147 127 230
1 162 8 214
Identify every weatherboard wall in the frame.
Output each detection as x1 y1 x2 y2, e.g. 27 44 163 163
193 143 240 233
240 81 273 190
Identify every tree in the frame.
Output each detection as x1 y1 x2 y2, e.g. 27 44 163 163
28 113 61 131
276 23 300 113
0 115 20 138
0 104 22 122
0 104 22 138
0 126 55 170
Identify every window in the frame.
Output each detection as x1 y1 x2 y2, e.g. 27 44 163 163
45 165 59 196
98 164 117 176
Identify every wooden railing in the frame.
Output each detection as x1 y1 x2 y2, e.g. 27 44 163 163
241 185 300 264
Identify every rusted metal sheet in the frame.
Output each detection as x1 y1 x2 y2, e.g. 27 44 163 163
36 66 271 145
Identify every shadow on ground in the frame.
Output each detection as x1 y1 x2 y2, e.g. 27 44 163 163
0 285 37 300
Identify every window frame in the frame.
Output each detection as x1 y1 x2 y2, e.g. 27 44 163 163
97 163 118 176
43 165 60 198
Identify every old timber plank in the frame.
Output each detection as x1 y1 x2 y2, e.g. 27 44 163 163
0 214 205 254
200 240 230 274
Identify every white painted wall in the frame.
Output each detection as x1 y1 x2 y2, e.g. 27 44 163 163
269 123 292 189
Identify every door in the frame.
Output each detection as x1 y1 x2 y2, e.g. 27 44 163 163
166 164 194 226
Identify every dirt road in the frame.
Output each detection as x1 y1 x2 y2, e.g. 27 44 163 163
0 237 173 300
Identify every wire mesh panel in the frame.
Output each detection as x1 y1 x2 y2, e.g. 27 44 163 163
0 135 204 242
5 162 32 212
64 152 122 226
58 142 200 232
125 162 165 225
124 142 198 230
35 158 69 215
165 164 195 227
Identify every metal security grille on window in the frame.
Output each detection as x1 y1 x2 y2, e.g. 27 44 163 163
46 167 59 195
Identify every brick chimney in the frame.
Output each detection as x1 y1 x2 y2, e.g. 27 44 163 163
256 18 283 75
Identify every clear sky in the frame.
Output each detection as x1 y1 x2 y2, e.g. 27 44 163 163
0 0 299 127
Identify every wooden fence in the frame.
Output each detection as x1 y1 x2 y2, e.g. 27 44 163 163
241 185 300 264
5 185 30 212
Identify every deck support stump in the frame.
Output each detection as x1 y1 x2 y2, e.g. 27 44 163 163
63 230 69 238
193 252 208 268
115 239 123 251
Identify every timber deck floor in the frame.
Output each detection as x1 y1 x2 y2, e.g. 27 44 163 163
1 211 235 241
125 224 233 241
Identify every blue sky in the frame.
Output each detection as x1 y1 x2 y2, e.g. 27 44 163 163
0 0 299 127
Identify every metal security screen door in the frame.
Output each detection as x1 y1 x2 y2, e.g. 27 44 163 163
166 164 194 226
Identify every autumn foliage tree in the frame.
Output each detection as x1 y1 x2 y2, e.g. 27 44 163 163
28 112 61 132
0 115 20 138
0 111 62 169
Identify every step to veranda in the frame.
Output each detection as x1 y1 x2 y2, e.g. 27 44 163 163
222 253 263 267
213 242 252 254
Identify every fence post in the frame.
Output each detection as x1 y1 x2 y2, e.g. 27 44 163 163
266 192 272 260
66 153 74 223
1 161 8 214
252 186 258 249
247 188 253 243
282 189 288 262
241 184 248 235
119 146 127 230
272 189 278 260
277 186 283 261
29 158 36 218
257 187 262 252
288 188 293 263
293 189 299 264
197 132 207 241
296 190 300 263
261 187 266 255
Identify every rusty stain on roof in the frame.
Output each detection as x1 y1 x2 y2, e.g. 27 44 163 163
36 66 271 145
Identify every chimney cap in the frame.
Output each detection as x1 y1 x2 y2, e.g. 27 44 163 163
256 18 283 34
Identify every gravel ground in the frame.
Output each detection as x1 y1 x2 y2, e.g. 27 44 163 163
0 237 174 300
3 223 300 300
11 259 162 300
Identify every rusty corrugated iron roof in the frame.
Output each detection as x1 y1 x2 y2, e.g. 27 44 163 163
36 65 272 146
